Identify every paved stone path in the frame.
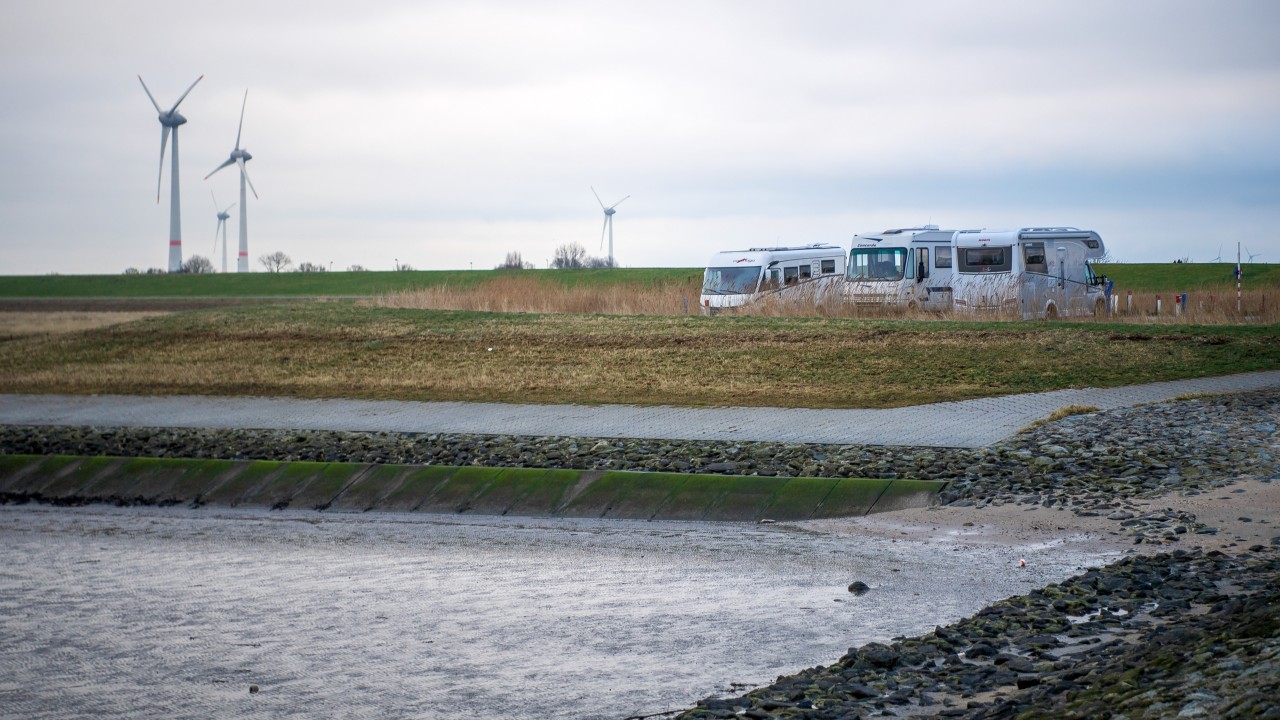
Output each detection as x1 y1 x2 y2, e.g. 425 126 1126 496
2 370 1278 448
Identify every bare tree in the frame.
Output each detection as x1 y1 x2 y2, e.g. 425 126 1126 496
123 267 140 275
181 255 216 274
584 255 616 269
259 251 292 273
346 264 368 272
551 242 587 269
145 267 166 275
496 251 535 270
296 262 327 272
393 260 415 271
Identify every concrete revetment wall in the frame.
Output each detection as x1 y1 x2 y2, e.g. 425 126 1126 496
0 455 944 522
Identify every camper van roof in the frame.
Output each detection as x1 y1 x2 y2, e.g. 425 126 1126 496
880 225 940 234
739 243 842 252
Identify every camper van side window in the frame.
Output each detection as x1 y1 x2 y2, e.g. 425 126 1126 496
821 259 836 274
961 247 1011 273
935 247 952 269
1023 243 1048 274
799 265 812 280
783 266 799 284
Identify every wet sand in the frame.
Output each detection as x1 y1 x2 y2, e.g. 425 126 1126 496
803 478 1280 557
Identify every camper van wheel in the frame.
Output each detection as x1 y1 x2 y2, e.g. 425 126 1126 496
906 300 918 313
1045 303 1059 320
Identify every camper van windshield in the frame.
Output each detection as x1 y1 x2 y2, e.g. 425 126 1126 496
849 248 906 281
702 266 761 295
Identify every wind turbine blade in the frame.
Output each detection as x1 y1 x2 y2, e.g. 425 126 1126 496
211 189 219 212
156 126 171 202
225 203 237 213
600 217 609 249
169 74 204 112
138 75 162 113
237 157 259 199
235 89 248 149
609 195 630 210
204 157 235 180
591 186 605 210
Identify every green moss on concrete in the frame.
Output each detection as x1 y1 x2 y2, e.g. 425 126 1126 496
760 477 841 520
236 462 335 509
198 461 286 506
469 468 560 515
654 473 730 521
40 457 122 499
376 466 458 511
810 478 893 519
0 455 944 519
287 463 369 510
419 467 506 514
869 479 949 514
90 457 237 504
705 476 787 521
504 469 582 516
328 464 411 512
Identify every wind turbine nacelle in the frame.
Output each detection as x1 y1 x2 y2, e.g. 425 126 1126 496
233 149 252 162
604 208 616 216
159 111 188 127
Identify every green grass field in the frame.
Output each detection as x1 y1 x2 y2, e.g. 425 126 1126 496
0 267 703 298
1095 263 1279 292
1 263 1274 298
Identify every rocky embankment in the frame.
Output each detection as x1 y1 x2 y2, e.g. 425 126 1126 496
3 389 1279 718
675 548 1280 719
3 389 1277 543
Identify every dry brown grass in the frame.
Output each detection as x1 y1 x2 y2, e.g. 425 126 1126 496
368 276 1279 325
2 303 1276 409
1103 289 1280 324
367 275 705 316
0 311 170 338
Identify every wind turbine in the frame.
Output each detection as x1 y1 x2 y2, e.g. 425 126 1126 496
592 187 628 267
1245 246 1261 263
210 191 236 273
205 89 258 272
139 74 203 272
1211 245 1223 263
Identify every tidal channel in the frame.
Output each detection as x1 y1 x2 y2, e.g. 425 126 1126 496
0 505 1112 719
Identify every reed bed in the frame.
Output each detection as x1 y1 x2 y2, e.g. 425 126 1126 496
370 276 1279 325
367 274 705 316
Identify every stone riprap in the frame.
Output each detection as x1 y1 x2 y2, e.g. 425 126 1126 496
676 548 1280 720
3 389 1277 544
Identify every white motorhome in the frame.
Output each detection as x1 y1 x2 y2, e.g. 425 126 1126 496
950 227 1109 319
700 244 846 315
843 225 958 311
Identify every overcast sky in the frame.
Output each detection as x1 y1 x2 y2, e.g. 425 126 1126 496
2 0 1278 274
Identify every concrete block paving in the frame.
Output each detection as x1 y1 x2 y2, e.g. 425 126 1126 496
2 369 1278 448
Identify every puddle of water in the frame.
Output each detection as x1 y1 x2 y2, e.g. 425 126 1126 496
0 505 1116 719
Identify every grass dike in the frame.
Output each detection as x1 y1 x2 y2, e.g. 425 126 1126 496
0 454 944 521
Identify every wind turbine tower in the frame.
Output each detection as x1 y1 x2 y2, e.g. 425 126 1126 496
592 187 629 267
139 74 203 272
211 191 236 273
206 90 258 272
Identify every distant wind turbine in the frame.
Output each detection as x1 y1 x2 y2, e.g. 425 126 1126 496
592 187 629 268
1211 245 1223 263
1245 246 1261 263
210 191 236 273
139 74 203 272
205 89 258 272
